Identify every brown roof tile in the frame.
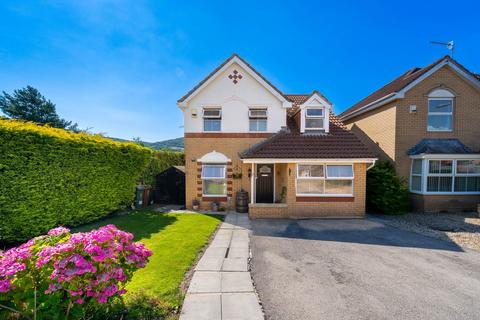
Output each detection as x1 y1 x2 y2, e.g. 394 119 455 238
240 114 375 159
339 55 480 119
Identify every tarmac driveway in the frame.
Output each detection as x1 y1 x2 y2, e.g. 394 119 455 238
250 218 480 320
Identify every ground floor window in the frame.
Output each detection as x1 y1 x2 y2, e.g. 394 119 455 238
410 158 480 194
296 164 353 196
201 164 227 196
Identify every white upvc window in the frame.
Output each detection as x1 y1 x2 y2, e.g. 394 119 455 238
201 164 227 196
427 98 453 132
304 108 325 131
410 159 423 192
410 159 480 194
249 108 267 132
203 108 221 132
296 164 354 196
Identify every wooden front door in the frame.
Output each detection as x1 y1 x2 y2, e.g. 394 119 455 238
256 164 274 203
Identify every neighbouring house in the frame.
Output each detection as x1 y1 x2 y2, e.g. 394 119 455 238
177 54 376 218
340 55 480 213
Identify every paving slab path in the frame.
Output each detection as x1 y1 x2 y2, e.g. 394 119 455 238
180 212 263 320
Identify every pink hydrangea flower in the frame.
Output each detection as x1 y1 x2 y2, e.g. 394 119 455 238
0 223 152 306
47 227 70 236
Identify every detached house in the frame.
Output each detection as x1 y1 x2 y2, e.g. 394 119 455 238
340 56 480 212
177 54 376 218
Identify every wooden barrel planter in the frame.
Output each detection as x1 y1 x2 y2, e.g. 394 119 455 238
236 190 249 213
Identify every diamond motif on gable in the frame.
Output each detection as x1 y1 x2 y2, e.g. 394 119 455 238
228 69 243 84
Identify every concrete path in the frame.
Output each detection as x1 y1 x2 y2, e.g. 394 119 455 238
180 213 263 320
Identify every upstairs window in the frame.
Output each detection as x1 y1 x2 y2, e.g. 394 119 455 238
427 99 453 132
305 108 324 130
201 164 227 196
203 108 221 132
249 108 267 131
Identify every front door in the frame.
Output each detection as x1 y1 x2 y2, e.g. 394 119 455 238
256 164 274 203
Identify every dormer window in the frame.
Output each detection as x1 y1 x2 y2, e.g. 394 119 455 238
249 108 267 132
305 108 324 131
203 108 221 132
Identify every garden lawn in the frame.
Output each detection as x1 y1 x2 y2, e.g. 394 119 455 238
74 210 223 309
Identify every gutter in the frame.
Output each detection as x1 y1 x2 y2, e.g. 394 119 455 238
341 93 398 122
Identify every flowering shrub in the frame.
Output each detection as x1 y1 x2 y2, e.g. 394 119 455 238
0 225 152 319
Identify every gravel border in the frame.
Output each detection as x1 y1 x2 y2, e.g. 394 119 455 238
369 211 480 251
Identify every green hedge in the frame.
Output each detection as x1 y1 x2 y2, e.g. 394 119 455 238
140 150 185 187
366 160 410 215
0 119 152 243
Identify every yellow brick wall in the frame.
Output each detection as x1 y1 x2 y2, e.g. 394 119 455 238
249 163 368 218
344 103 397 162
184 136 265 210
395 66 480 180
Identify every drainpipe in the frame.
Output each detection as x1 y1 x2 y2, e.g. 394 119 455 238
366 159 377 171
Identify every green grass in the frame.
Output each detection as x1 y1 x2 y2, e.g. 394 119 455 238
74 210 223 309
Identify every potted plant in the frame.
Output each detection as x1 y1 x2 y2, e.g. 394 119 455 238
192 199 200 211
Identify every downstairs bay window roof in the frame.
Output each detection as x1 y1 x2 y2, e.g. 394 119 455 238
408 139 478 156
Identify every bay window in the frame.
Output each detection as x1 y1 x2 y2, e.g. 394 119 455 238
202 164 227 196
410 159 480 194
410 159 423 191
296 164 353 196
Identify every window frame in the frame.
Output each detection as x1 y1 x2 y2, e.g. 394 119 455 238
427 98 453 132
201 164 227 197
304 107 325 131
409 158 480 195
296 164 354 197
410 159 423 192
248 108 268 132
202 107 222 132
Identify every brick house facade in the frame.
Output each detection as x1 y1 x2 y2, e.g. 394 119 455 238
178 54 376 218
340 56 480 212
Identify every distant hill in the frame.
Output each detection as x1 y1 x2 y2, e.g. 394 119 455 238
110 137 184 151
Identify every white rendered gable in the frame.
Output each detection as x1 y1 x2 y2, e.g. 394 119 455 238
179 58 292 133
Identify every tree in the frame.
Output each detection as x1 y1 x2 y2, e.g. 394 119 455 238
0 86 76 129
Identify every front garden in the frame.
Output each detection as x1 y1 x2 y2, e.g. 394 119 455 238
0 210 222 319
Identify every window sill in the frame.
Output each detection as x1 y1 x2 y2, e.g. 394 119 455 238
202 196 228 202
410 191 480 196
296 196 354 202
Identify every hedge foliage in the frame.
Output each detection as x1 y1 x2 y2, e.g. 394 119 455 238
0 119 152 243
140 151 184 187
366 160 410 215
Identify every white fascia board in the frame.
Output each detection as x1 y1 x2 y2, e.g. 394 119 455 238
300 92 332 108
341 58 480 122
410 154 480 159
242 158 377 164
340 93 398 121
400 59 480 96
177 56 292 109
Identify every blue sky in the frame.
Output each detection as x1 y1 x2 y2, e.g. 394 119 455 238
1 1 479 141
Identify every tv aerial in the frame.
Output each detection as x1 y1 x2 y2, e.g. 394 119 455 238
430 40 455 57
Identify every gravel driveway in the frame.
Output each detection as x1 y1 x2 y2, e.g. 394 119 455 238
250 218 480 320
